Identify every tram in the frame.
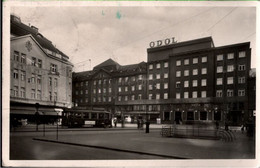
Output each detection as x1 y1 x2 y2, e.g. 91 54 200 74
62 108 112 128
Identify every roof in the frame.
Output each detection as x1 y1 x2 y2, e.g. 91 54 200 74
94 58 120 69
10 15 70 59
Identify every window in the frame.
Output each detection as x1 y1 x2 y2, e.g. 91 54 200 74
131 86 135 91
81 82 83 86
201 68 207 75
164 83 168 89
20 87 25 98
176 60 181 66
201 56 207 63
108 97 112 102
125 86 128 92
217 78 223 85
138 75 143 80
94 80 97 85
37 75 42 84
184 81 189 88
156 83 160 89
217 66 223 73
176 81 181 88
176 71 181 77
132 76 135 82
75 91 78 95
156 63 161 69
14 51 19 61
118 96 121 101
217 54 223 61
216 90 222 97
85 90 88 94
184 70 189 76
164 93 168 99
176 93 180 99
85 98 88 103
193 69 198 75
227 90 233 97
227 65 234 72
149 94 153 100
192 91 197 98
239 51 246 58
118 78 122 83
21 54 26 64
149 74 153 80
138 94 142 100
156 94 160 100
103 97 106 102
38 59 42 68
227 77 234 84
98 97 101 102
98 80 102 85
201 91 207 98
149 64 153 70
238 77 245 84
50 63 58 72
138 85 142 90
103 88 107 93
13 69 18 79
238 65 246 71
201 79 207 86
184 59 189 65
31 89 36 99
31 74 35 84
21 71 26 81
193 58 198 64
49 77 52 86
227 53 234 59
238 90 245 96
192 80 198 87
13 86 18 97
156 74 160 79
93 97 96 102
184 92 189 98
32 57 37 66
125 77 128 82
37 90 41 99
131 95 135 100
149 84 153 90
164 73 168 78
164 62 168 68
118 87 122 92
93 89 96 94
80 90 83 95
85 81 88 86
109 88 112 93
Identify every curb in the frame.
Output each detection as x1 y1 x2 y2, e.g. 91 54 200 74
33 138 189 159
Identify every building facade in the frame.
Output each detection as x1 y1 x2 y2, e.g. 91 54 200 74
10 14 73 124
72 37 253 126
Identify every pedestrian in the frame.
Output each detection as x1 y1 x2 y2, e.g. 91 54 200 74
241 124 244 134
216 121 219 130
137 119 140 129
225 122 229 131
113 118 117 128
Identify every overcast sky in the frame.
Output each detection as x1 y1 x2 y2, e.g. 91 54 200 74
11 6 256 72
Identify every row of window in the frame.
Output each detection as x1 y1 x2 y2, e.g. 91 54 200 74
216 51 246 61
149 83 168 90
118 94 143 101
176 68 207 77
176 91 207 99
216 64 246 73
148 93 168 100
149 73 168 80
118 75 143 83
13 69 43 84
75 87 112 95
149 62 168 70
75 79 113 87
13 51 27 64
216 76 245 85
176 56 207 66
216 89 245 97
176 79 207 88
76 96 113 103
118 85 143 92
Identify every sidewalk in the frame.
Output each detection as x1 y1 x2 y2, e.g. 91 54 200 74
33 127 255 159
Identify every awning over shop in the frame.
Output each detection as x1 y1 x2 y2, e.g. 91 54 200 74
116 111 160 115
10 106 62 116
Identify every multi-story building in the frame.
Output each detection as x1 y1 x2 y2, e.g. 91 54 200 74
10 14 73 124
73 37 254 126
72 59 147 121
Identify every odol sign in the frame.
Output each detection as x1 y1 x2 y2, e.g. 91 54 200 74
149 37 177 48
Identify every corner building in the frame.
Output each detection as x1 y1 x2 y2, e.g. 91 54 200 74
148 37 251 125
10 15 73 124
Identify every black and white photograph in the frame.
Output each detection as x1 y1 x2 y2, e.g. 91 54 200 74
2 1 259 167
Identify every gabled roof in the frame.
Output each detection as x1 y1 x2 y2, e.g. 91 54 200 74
94 58 120 69
11 15 69 59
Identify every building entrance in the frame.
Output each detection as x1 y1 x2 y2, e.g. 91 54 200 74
187 111 194 120
175 111 182 124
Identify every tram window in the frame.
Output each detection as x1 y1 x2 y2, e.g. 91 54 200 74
92 113 97 119
75 113 82 118
84 113 89 119
104 113 109 119
99 113 104 119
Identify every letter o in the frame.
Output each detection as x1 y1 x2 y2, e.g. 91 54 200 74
149 42 155 48
165 38 171 45
157 40 162 47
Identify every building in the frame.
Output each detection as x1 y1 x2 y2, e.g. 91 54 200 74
10 14 73 125
73 37 253 126
72 59 147 122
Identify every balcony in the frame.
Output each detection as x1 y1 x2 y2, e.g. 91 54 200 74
49 71 60 76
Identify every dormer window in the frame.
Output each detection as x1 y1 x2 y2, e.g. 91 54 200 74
50 63 58 73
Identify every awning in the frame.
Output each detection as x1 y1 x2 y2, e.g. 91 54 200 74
10 106 62 116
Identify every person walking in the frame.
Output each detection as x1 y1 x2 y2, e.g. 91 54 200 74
137 119 140 129
113 118 117 128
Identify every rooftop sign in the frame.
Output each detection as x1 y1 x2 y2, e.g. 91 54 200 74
149 37 177 48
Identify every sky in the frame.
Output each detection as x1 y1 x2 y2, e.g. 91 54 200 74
11 6 256 72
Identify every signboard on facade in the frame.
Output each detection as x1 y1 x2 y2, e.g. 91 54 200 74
84 121 96 125
149 37 177 48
